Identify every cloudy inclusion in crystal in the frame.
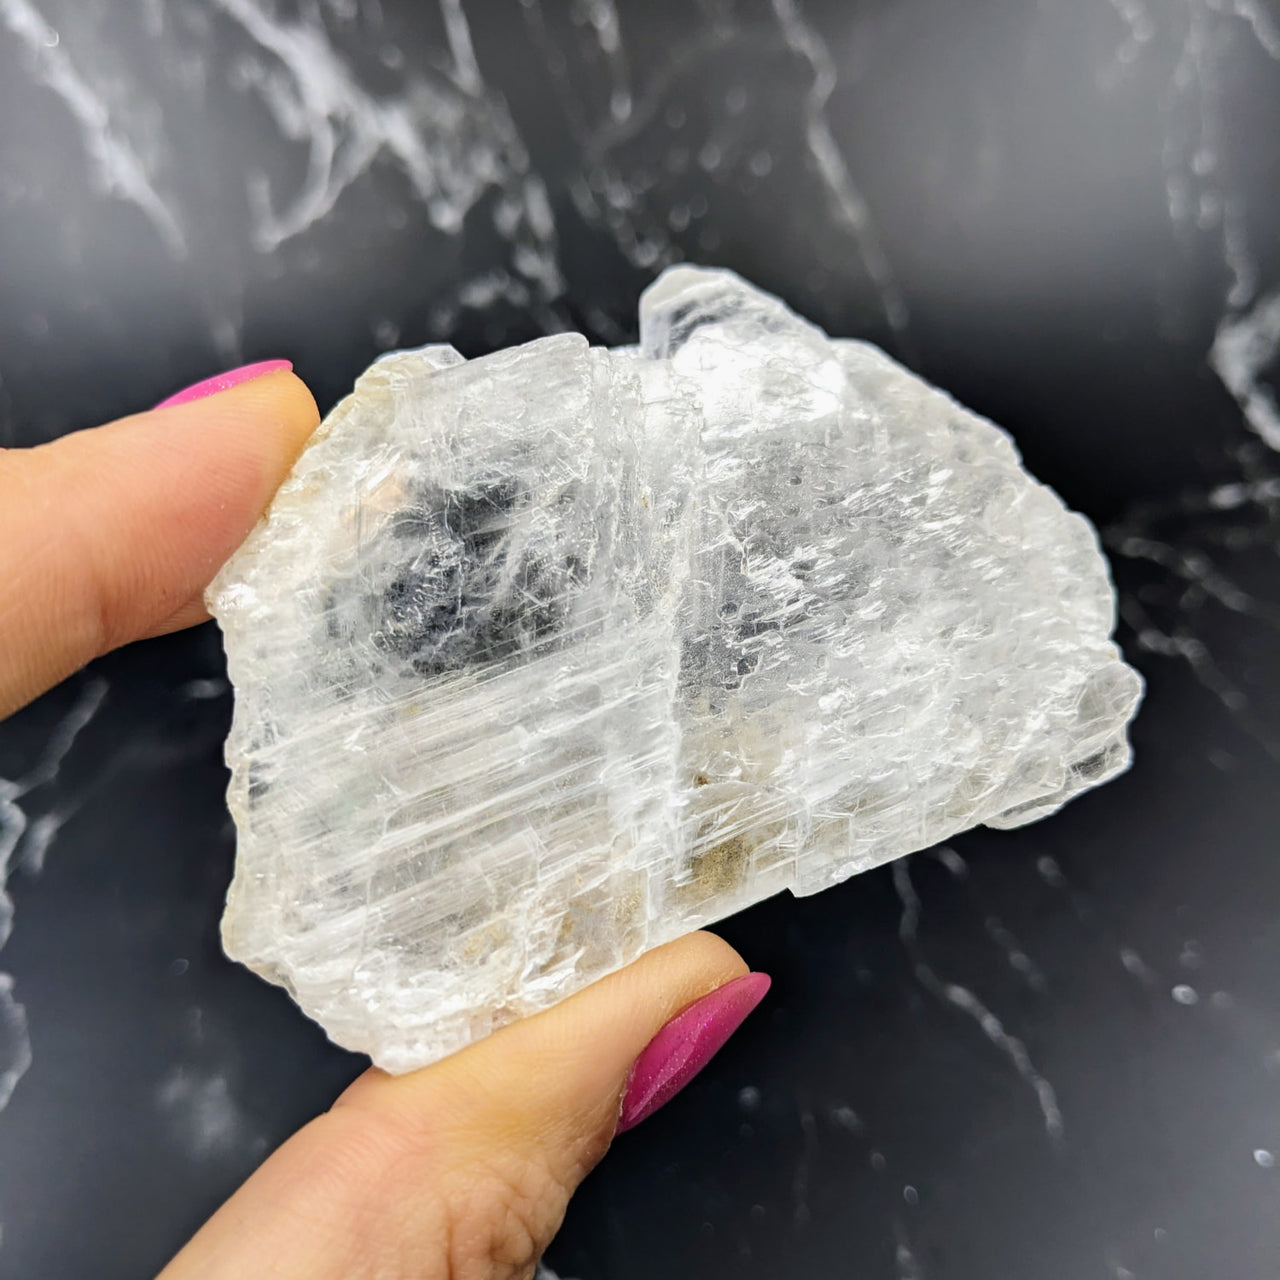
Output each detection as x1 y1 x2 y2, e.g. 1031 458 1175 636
208 267 1142 1072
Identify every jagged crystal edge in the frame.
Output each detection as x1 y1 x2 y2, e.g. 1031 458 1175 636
207 266 1143 1072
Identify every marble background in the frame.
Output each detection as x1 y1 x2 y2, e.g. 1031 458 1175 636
1 0 1278 1276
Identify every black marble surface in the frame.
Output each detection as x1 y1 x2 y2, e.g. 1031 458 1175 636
1 1 1279 1276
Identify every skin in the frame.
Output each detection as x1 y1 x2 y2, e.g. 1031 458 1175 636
0 372 748 1280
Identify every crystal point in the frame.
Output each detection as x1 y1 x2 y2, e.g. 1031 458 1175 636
208 267 1142 1071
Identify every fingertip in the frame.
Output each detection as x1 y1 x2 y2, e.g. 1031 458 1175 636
152 368 320 492
154 359 296 409
0 369 323 717
347 932 752 1160
238 368 322 454
87 369 323 645
582 931 749 1049
655 929 751 994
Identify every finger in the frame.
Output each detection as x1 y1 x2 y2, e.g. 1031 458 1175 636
0 371 319 719
159 932 767 1280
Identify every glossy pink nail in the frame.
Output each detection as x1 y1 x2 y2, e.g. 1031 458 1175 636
617 971 771 1133
154 359 293 409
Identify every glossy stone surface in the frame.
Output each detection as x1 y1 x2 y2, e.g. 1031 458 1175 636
209 267 1140 1070
3 2 1279 1276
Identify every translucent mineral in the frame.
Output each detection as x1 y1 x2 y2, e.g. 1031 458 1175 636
207 267 1143 1072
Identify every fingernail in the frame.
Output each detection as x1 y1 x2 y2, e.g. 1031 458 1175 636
617 971 771 1134
154 360 293 409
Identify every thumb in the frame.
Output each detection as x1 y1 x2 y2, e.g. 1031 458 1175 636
158 932 768 1280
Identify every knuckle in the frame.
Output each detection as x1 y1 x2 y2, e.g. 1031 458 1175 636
315 1101 575 1280
443 1152 573 1280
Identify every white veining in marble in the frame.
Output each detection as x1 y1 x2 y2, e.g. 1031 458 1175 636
156 1063 251 1160
0 0 187 257
1108 477 1280 761
894 1225 926 1280
213 0 553 266
534 1265 581 1280
1120 946 1160 985
1211 290 1280 450
559 0 911 342
0 1 1278 1267
770 0 909 337
893 858 1065 1142
1105 3 1280 771
1107 0 1280 318
1102 0 1156 78
0 677 108 1114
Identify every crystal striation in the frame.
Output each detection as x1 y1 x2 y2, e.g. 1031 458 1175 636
208 267 1143 1072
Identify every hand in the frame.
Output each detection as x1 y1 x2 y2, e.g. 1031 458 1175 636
0 363 767 1280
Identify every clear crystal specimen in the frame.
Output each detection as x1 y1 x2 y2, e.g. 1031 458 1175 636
208 268 1142 1071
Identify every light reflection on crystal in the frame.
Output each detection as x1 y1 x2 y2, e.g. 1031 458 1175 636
209 267 1142 1071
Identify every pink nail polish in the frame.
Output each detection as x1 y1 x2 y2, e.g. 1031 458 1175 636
617 971 771 1134
154 359 293 409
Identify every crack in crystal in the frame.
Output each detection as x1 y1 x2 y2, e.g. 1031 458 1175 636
210 267 1140 1070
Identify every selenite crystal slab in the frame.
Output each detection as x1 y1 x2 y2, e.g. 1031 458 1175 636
208 267 1142 1071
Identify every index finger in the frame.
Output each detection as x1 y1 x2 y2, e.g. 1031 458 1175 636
0 369 319 720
